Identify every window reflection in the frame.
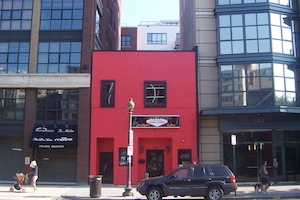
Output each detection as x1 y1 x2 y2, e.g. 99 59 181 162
37 42 81 73
40 0 83 30
0 0 32 30
221 63 295 107
233 41 244 53
218 0 290 5
0 89 25 120
219 12 293 55
258 26 269 38
273 63 284 76
37 89 78 121
285 79 295 91
246 40 258 53
0 42 29 73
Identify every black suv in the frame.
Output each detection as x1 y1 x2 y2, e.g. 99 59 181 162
137 164 237 200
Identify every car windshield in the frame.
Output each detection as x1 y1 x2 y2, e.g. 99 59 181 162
165 168 180 177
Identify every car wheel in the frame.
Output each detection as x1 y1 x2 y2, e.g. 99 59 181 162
205 186 224 200
146 187 163 200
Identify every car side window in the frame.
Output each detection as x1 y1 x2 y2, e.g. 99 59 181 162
173 168 189 178
194 167 205 177
210 166 228 176
205 166 213 176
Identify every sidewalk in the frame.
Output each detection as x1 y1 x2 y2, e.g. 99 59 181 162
61 183 300 200
0 182 300 200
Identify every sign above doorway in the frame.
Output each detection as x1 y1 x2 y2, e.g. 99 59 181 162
132 115 180 128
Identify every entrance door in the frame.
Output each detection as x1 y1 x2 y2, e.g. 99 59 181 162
146 150 164 177
99 152 113 184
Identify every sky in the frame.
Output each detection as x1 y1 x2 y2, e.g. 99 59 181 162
121 0 179 27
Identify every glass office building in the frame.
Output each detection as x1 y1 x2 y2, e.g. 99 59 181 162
180 0 300 182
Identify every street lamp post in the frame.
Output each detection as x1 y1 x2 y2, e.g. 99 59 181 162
231 135 237 196
231 135 237 174
254 142 264 182
123 98 135 197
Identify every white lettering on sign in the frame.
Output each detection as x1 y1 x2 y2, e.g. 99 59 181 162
180 154 190 159
127 146 133 156
54 137 73 141
33 137 53 142
129 130 134 145
35 127 55 133
57 128 75 133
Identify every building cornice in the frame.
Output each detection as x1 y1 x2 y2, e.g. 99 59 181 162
0 74 90 88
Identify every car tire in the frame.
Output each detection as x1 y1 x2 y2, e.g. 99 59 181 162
205 186 224 200
146 187 163 200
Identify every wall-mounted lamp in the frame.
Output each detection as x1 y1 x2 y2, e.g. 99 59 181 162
166 146 170 152
140 146 144 152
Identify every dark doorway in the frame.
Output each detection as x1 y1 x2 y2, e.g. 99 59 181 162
146 150 164 177
99 152 113 184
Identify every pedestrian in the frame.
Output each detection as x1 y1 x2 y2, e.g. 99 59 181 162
260 160 269 194
29 160 38 191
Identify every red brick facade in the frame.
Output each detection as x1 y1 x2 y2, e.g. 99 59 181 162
91 51 198 185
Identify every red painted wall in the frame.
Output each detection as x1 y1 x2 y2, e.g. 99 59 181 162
91 51 198 185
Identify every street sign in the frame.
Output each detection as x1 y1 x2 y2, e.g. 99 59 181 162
129 130 133 145
127 145 133 156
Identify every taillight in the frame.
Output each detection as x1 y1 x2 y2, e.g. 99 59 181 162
230 176 236 183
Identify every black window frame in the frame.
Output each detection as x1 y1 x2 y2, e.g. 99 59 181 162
121 35 131 47
0 88 25 120
147 33 167 44
36 89 78 121
144 81 166 108
101 80 115 107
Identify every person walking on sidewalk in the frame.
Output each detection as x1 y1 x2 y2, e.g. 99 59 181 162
28 160 38 192
260 161 269 194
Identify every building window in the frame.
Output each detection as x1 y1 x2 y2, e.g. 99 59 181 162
270 13 293 54
0 0 32 30
218 0 290 6
220 63 295 107
144 81 166 107
147 33 167 44
0 42 29 73
0 89 25 120
101 80 115 107
121 35 131 47
40 0 83 30
37 89 78 121
95 8 102 50
176 33 180 45
219 12 292 55
37 42 81 73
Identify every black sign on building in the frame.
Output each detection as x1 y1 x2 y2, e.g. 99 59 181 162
30 125 77 149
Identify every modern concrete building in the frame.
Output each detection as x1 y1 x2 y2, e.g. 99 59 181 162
180 0 300 182
121 20 180 51
137 20 180 50
0 0 120 184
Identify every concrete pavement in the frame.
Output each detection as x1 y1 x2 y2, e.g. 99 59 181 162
0 182 300 200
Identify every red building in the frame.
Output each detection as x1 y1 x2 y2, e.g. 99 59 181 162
91 51 198 185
